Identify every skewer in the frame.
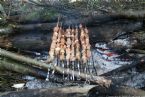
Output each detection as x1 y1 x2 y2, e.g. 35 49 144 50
72 61 75 81
62 60 65 80
51 57 57 78
70 29 76 81
47 19 60 81
45 66 50 81
66 60 70 80
51 24 62 77
77 60 81 80
65 27 71 80
84 63 88 84
48 19 60 61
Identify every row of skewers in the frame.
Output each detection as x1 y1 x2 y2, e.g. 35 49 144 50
48 23 91 63
46 23 92 81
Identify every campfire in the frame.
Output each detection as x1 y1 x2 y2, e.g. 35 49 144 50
0 0 145 96
46 22 135 83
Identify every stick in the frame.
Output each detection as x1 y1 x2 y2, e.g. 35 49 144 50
0 48 111 86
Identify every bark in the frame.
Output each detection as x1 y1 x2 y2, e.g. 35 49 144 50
0 59 47 78
0 85 96 97
0 48 111 86
87 85 145 96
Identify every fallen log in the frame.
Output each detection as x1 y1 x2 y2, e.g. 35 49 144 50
13 18 144 31
87 85 145 96
0 48 111 86
0 58 47 78
11 15 121 32
0 85 96 97
0 20 143 50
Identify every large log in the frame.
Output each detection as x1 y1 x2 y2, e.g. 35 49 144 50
0 48 112 86
0 85 96 97
11 15 127 31
0 20 143 50
12 17 145 32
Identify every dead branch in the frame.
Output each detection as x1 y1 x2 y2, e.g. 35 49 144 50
0 48 111 86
